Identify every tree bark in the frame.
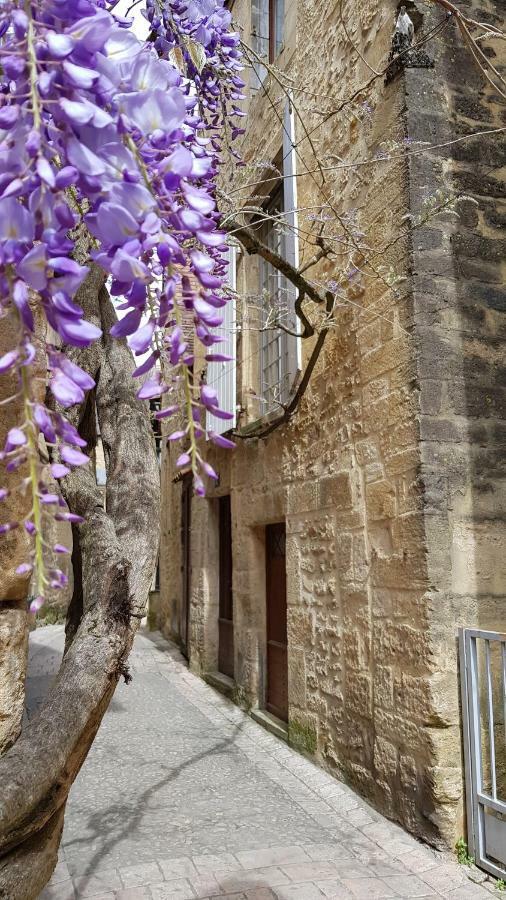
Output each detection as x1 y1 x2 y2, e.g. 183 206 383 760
0 272 160 900
0 315 38 759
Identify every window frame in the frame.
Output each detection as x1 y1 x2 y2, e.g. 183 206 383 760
258 94 301 415
251 0 284 86
258 187 291 413
268 0 284 62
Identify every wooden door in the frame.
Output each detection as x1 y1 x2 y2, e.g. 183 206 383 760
218 496 234 678
180 474 192 659
265 522 288 721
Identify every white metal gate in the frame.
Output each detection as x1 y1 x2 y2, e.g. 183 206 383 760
459 628 506 879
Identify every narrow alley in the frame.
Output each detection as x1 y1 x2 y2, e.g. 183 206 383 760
30 627 490 900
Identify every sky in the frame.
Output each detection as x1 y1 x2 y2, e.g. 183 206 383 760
113 0 150 39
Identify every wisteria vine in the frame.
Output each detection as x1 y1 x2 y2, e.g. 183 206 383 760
0 0 244 611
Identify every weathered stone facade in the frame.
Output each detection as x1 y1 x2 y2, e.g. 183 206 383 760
159 0 506 850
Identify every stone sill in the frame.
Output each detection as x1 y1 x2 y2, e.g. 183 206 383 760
204 670 236 700
251 708 288 742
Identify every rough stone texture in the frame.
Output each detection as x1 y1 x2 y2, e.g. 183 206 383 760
35 626 491 900
159 0 506 852
405 0 506 840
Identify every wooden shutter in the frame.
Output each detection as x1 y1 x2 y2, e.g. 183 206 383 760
206 245 237 437
282 93 302 378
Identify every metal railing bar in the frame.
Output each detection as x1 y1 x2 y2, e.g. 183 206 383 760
468 632 487 864
461 629 506 642
459 628 476 857
469 634 484 793
503 643 506 754
480 855 506 882
460 628 506 879
476 792 506 815
485 639 497 799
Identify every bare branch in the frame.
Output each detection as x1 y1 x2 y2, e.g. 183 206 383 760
222 215 326 308
235 292 335 441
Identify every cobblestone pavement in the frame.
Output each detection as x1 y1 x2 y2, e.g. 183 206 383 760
28 626 491 900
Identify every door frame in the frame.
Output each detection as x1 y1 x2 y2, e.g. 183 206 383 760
265 521 288 722
180 473 192 659
218 494 234 678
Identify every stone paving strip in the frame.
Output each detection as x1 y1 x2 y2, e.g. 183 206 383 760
27 627 493 900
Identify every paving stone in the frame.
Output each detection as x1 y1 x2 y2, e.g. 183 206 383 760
119 862 163 888
340 878 399 898
192 854 242 874
189 875 221 898
73 870 122 897
304 846 356 863
39 882 76 900
76 896 115 900
445 886 495 900
314 882 353 899
395 848 441 874
217 867 290 893
150 880 196 900
316 861 373 881
207 894 248 900
48 863 73 885
364 859 407 878
116 890 153 900
361 824 414 857
243 892 278 900
236 847 310 870
420 862 470 893
273 883 326 899
158 859 198 881
281 862 342 882
344 808 377 828
385 874 437 896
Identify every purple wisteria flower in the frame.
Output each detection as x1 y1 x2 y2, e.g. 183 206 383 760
0 0 244 609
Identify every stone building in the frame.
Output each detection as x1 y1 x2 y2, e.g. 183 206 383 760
158 0 506 850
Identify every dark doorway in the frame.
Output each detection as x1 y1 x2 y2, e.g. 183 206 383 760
218 496 234 678
180 474 192 659
265 522 288 721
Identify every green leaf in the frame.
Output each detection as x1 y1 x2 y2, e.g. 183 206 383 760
186 40 206 74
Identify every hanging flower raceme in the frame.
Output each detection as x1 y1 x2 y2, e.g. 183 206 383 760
0 0 244 611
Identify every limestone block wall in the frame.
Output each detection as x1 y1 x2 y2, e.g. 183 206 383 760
159 0 506 850
405 0 506 841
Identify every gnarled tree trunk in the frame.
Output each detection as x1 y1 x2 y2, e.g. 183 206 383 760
0 270 160 899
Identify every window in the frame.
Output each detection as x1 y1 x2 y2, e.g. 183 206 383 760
251 0 284 85
259 189 296 411
149 397 162 457
206 244 237 437
258 96 300 414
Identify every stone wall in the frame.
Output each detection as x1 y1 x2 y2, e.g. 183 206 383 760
406 0 506 840
159 0 506 848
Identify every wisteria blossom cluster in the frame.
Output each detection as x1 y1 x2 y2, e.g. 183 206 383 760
0 0 244 610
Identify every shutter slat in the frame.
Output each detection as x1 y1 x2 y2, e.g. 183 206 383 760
206 245 237 437
282 94 302 375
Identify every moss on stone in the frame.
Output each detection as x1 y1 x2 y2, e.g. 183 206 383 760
289 719 317 755
36 605 66 627
232 683 252 711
